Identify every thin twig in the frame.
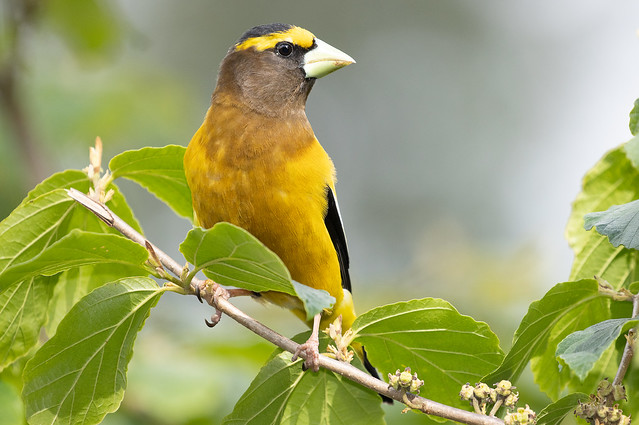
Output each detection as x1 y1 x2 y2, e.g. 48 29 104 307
489 399 504 417
613 294 639 386
67 188 504 425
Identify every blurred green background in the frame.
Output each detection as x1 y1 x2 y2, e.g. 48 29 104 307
1 0 639 423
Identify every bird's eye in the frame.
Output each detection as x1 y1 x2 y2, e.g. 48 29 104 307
276 42 294 57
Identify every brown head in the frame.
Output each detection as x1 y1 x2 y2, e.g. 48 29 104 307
212 23 355 117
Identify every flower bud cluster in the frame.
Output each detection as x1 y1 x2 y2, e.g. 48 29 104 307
575 401 630 425
574 380 630 425
597 379 627 405
83 137 114 203
460 380 523 417
504 405 537 425
324 316 354 363
388 367 424 394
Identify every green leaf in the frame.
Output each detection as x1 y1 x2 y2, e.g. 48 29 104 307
20 170 91 205
484 280 607 392
23 277 167 425
223 333 384 425
584 199 639 249
180 223 334 320
0 189 77 278
538 344 619 404
352 298 503 410
536 393 589 425
290 281 335 323
181 224 291 292
1 182 142 294
0 277 55 371
556 317 638 381
0 229 148 362
630 98 639 136
0 178 146 365
106 183 143 234
0 173 144 370
531 294 621 401
567 146 639 287
0 230 149 293
45 263 148 337
109 145 193 221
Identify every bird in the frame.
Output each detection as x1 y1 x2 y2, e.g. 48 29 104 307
184 23 376 379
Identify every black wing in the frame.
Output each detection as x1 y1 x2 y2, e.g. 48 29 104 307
324 186 351 293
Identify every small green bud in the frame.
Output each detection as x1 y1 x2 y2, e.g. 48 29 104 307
598 379 613 397
460 384 474 401
504 407 536 425
474 383 491 400
582 403 597 419
504 391 519 408
609 406 622 422
388 370 401 390
526 406 537 423
613 384 627 402
496 380 513 397
518 405 537 425
399 368 413 388
597 406 607 419
409 375 424 394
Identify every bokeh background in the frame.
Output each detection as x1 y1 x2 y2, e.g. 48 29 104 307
2 1 639 423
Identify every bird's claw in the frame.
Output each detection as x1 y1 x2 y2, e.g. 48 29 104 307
197 280 231 328
292 335 321 372
205 310 222 327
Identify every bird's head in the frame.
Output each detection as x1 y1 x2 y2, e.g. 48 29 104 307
213 23 355 116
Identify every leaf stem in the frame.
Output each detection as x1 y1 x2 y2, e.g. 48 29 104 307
68 188 504 425
184 268 201 289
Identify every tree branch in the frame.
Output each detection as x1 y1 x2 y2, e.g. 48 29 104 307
613 293 639 386
67 188 504 425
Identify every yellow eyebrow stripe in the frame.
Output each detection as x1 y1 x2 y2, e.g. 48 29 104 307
235 26 315 52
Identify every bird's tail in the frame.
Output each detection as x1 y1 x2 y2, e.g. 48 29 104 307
355 343 393 404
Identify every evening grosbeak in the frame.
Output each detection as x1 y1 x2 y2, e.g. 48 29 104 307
184 23 378 378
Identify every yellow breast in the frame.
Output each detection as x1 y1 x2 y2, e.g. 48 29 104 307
184 103 345 322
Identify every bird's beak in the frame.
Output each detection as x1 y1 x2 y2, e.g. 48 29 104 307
303 38 355 79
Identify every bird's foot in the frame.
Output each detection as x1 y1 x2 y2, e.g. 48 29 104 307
207 283 228 327
292 333 321 372
195 281 256 327
193 280 229 327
